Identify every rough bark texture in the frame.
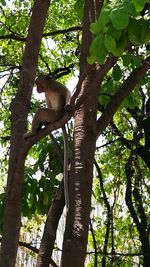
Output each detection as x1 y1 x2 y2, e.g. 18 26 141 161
0 1 50 266
36 181 65 267
60 1 103 266
1 0 148 266
61 77 98 267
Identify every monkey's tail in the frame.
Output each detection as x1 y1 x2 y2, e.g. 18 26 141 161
62 126 69 211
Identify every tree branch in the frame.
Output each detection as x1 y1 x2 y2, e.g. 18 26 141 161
22 109 73 156
0 26 82 42
89 219 98 267
36 181 65 267
43 26 82 37
125 156 150 265
96 57 150 138
75 56 117 110
111 121 150 169
87 250 143 257
95 161 111 267
19 241 58 267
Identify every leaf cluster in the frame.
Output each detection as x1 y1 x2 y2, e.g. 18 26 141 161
88 0 150 64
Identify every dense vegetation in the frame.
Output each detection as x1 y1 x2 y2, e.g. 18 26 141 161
0 0 150 266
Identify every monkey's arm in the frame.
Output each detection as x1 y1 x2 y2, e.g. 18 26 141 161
52 80 71 103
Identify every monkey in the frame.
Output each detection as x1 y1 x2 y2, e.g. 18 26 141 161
24 75 71 211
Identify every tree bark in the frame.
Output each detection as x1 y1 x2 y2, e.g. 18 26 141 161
60 1 103 266
0 1 50 266
36 181 65 267
61 75 98 267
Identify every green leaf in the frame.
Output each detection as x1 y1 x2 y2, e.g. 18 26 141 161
113 33 127 57
90 22 100 35
104 34 116 53
127 19 150 45
128 19 150 45
141 20 150 44
113 64 122 81
96 44 107 64
107 25 122 41
87 55 96 65
89 34 107 64
106 78 114 94
133 0 146 12
132 55 142 67
128 19 141 45
99 95 110 106
110 7 129 30
122 0 135 14
122 53 133 67
123 93 137 109
0 0 6 6
147 78 150 96
74 0 84 19
97 6 110 33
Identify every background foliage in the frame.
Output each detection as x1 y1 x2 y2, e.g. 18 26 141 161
0 0 150 266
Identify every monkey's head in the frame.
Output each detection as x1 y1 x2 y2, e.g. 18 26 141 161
35 75 53 93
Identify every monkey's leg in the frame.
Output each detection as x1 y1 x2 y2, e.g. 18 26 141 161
24 108 63 139
24 108 49 139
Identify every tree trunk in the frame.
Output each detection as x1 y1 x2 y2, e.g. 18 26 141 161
61 75 98 267
0 1 50 266
36 181 65 267
60 1 102 266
